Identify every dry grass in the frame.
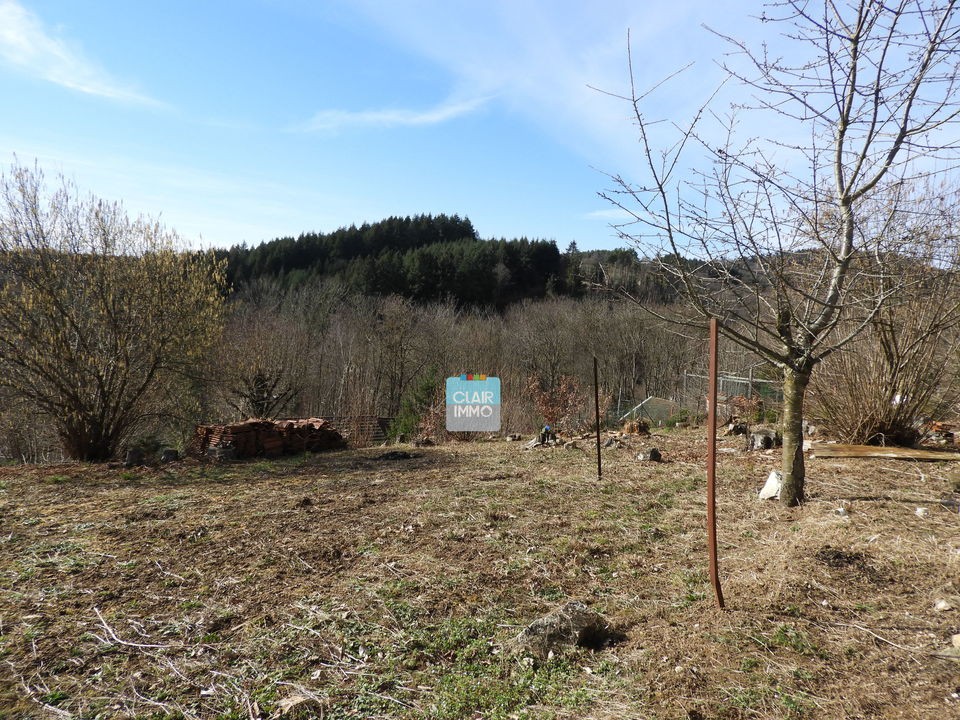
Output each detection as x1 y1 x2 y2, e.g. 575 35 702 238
1 430 958 719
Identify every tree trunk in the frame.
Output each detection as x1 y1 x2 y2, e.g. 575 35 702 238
780 366 811 507
59 421 118 462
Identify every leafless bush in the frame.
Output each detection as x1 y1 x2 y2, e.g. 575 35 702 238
524 373 587 434
416 388 448 442
810 285 960 445
0 396 62 463
217 281 341 420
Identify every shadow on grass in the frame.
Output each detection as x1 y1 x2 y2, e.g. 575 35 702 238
11 446 465 492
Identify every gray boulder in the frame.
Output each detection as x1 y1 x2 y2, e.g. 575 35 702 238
515 601 611 659
123 447 146 468
207 444 236 462
748 429 782 451
636 447 662 462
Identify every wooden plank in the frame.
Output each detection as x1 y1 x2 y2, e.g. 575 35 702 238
811 443 960 461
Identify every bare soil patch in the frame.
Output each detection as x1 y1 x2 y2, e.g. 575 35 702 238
1 430 958 718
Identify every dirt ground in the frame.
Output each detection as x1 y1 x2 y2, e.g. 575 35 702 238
1 429 958 719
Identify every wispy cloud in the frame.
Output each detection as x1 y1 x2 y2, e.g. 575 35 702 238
584 208 636 222
300 94 489 132
332 0 737 169
0 0 160 106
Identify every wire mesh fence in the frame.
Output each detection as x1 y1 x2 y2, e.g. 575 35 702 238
680 371 783 422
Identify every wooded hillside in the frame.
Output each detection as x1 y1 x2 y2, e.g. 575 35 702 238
219 214 675 308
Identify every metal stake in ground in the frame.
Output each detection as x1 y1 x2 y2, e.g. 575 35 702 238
594 356 602 481
707 319 726 609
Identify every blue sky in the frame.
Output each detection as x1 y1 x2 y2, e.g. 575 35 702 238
0 0 762 250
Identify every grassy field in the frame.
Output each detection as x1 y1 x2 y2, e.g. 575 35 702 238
1 429 958 719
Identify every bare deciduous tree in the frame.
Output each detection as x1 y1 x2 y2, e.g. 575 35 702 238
221 280 341 419
602 1 960 505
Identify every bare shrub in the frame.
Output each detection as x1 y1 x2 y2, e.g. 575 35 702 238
218 281 342 420
0 395 62 463
416 389 448 442
525 373 585 434
0 163 225 461
810 285 960 445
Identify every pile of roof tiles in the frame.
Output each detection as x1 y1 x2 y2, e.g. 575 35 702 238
189 418 346 459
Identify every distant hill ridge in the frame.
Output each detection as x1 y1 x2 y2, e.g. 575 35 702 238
220 213 671 308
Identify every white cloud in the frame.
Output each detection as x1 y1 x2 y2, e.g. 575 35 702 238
329 0 750 169
584 208 636 221
0 0 160 106
300 94 490 132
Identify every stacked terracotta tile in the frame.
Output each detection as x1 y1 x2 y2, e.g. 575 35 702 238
189 418 346 459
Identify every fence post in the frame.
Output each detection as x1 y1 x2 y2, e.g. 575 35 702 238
707 319 726 610
594 356 602 481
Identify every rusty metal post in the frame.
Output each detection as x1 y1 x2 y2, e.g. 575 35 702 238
707 318 726 609
594 356 602 481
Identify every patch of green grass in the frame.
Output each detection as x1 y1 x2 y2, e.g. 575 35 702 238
248 460 278 474
181 464 235 483
723 684 811 718
654 492 676 509
355 541 382 556
282 600 593 719
770 625 817 655
535 585 566 602
380 578 420 599
428 657 589 720
40 689 69 706
754 623 828 659
676 589 706 608
140 492 188 511
246 455 311 476
780 690 814 716
726 685 773 710
21 539 97 575
674 569 709 608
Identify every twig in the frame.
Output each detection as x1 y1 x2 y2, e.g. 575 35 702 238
92 606 183 650
291 553 315 571
158 656 191 682
131 685 195 719
16 676 74 718
286 622 325 640
36 702 73 718
372 691 414 709
287 623 366 665
381 561 404 578
154 560 187 582
276 681 327 704
834 622 926 653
